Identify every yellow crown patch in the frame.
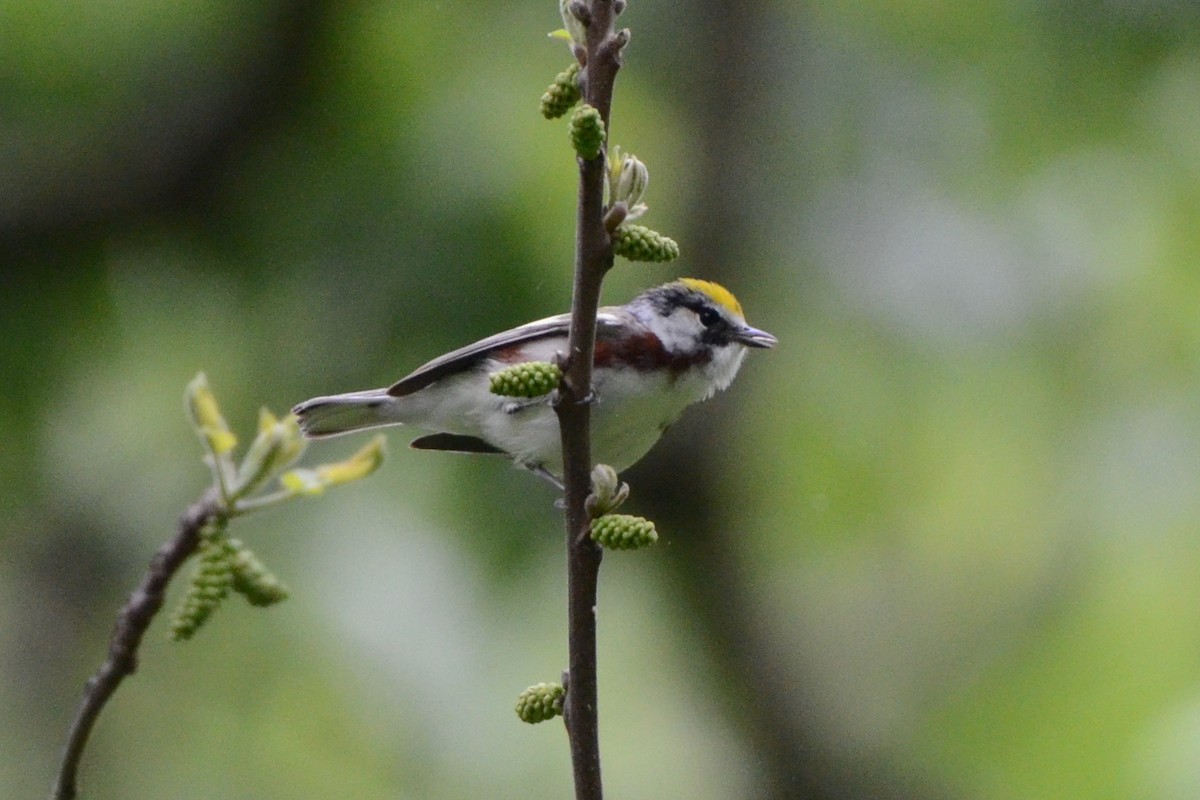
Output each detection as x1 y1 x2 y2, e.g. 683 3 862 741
679 278 744 318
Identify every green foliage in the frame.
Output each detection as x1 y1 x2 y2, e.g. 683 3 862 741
186 373 385 511
280 436 387 498
606 146 649 221
586 463 629 517
171 375 384 640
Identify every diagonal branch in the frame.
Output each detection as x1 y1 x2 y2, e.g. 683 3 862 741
49 489 222 800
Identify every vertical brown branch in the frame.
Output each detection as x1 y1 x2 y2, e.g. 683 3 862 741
555 3 626 799
49 489 221 800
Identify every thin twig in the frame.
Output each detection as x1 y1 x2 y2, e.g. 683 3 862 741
50 488 222 800
555 3 625 799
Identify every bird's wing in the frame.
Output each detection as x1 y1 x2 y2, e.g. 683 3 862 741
387 310 626 397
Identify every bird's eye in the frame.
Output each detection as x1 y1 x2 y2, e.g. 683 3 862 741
698 306 721 328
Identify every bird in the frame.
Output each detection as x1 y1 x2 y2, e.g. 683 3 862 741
292 278 776 482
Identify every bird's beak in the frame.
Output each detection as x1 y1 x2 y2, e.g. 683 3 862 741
733 325 777 349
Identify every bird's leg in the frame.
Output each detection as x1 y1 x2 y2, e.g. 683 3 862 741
525 463 566 493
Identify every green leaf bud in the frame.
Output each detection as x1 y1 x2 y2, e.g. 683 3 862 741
185 373 237 456
607 146 649 220
488 361 563 399
559 0 587 45
612 224 680 262
590 513 658 550
230 409 307 500
281 435 387 496
515 682 565 724
586 463 629 517
280 467 323 496
541 62 581 119
569 104 605 161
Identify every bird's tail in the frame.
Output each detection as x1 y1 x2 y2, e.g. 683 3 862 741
292 389 400 438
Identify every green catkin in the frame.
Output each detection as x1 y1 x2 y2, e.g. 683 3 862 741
589 514 658 550
170 533 236 641
541 62 582 119
228 540 290 607
569 104 605 160
612 224 680 263
489 362 562 398
515 682 565 723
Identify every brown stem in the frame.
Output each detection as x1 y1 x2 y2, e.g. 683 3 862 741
555 3 625 800
49 489 222 800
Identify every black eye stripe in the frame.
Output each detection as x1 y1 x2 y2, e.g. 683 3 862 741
685 301 726 329
646 287 728 329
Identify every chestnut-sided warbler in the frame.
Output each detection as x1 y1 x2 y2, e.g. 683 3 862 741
293 278 775 479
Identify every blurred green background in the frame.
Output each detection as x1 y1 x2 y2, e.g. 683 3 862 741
6 1 1200 798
